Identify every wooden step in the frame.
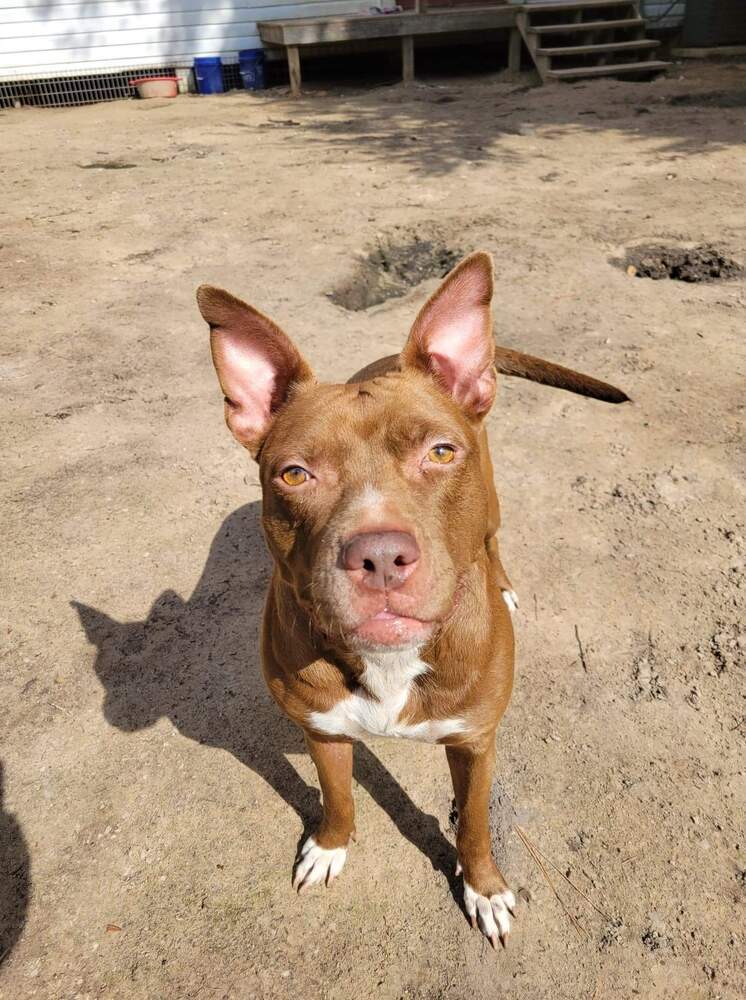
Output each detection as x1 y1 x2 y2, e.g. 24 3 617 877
546 59 669 79
537 38 659 56
529 18 645 34
524 0 636 10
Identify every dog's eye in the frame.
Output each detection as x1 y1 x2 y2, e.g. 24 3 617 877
280 466 310 486
427 444 456 465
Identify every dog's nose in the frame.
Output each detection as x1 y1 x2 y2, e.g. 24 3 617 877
342 531 420 591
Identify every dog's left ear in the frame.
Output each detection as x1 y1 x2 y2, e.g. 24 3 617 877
400 251 496 417
197 285 314 457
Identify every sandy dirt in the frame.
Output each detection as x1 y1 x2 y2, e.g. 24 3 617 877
2 59 745 1000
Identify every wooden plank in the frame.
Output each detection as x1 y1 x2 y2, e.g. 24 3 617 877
520 0 636 9
528 18 644 34
258 22 287 45
536 38 658 56
401 34 414 82
508 26 521 71
672 44 746 58
546 58 668 78
516 7 549 81
258 9 517 46
287 43 301 94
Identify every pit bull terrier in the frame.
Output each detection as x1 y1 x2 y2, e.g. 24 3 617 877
196 252 627 947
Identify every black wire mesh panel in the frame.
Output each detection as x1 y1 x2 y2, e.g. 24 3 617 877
0 63 244 109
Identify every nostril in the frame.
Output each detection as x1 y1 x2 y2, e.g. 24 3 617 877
342 531 419 583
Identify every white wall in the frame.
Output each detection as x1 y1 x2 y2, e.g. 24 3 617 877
0 0 366 81
642 0 685 29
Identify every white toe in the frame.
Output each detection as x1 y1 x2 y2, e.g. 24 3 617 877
491 895 511 938
464 882 514 946
502 590 519 613
293 836 348 891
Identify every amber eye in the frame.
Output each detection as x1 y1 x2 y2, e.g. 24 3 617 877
427 444 456 464
280 466 310 486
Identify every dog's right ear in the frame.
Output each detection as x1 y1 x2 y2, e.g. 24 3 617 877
400 251 496 418
196 286 314 457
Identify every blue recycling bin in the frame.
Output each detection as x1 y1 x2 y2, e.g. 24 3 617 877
238 49 265 90
194 56 224 94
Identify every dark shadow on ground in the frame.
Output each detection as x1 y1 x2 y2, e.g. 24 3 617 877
242 61 746 177
0 762 31 966
74 502 457 891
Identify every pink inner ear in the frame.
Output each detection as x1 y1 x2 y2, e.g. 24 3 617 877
404 253 497 415
420 313 495 414
198 283 313 453
429 352 496 414
427 312 491 374
427 309 494 413
216 330 278 444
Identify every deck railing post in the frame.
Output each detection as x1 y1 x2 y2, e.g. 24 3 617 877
402 35 415 82
287 45 301 96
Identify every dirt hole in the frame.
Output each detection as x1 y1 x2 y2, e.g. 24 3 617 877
669 90 746 108
620 245 742 283
330 233 462 311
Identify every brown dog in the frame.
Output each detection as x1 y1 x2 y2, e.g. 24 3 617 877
196 252 627 947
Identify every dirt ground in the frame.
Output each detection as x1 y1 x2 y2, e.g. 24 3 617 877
2 58 745 1000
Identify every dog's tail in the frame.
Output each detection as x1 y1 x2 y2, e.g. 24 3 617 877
494 347 630 404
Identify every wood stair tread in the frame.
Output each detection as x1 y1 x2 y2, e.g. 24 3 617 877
529 18 645 34
546 59 669 78
521 0 636 9
537 38 659 56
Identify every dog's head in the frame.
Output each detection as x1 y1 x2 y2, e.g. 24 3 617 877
197 253 498 652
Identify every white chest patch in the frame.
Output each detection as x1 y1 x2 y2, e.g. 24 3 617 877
308 649 465 743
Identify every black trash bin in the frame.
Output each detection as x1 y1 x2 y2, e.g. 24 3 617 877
682 0 746 47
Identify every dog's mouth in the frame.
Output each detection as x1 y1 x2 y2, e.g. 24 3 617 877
333 570 469 651
349 609 436 650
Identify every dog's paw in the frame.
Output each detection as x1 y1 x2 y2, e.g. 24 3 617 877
292 836 347 892
501 589 519 614
463 881 515 949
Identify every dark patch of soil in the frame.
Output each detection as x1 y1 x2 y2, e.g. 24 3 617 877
330 233 462 311
669 90 746 108
77 161 137 170
620 245 742 283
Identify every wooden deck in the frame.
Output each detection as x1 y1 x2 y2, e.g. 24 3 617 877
257 6 520 95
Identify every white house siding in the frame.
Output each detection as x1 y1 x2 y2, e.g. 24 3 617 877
0 0 367 82
642 0 686 30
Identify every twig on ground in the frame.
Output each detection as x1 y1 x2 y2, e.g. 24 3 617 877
574 624 589 673
517 826 613 921
514 824 587 940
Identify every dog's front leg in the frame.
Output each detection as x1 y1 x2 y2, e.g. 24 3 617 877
293 731 355 892
446 742 516 947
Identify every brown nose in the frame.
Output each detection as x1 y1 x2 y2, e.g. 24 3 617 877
341 531 420 592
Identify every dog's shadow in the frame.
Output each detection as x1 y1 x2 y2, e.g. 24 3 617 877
74 501 457 891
